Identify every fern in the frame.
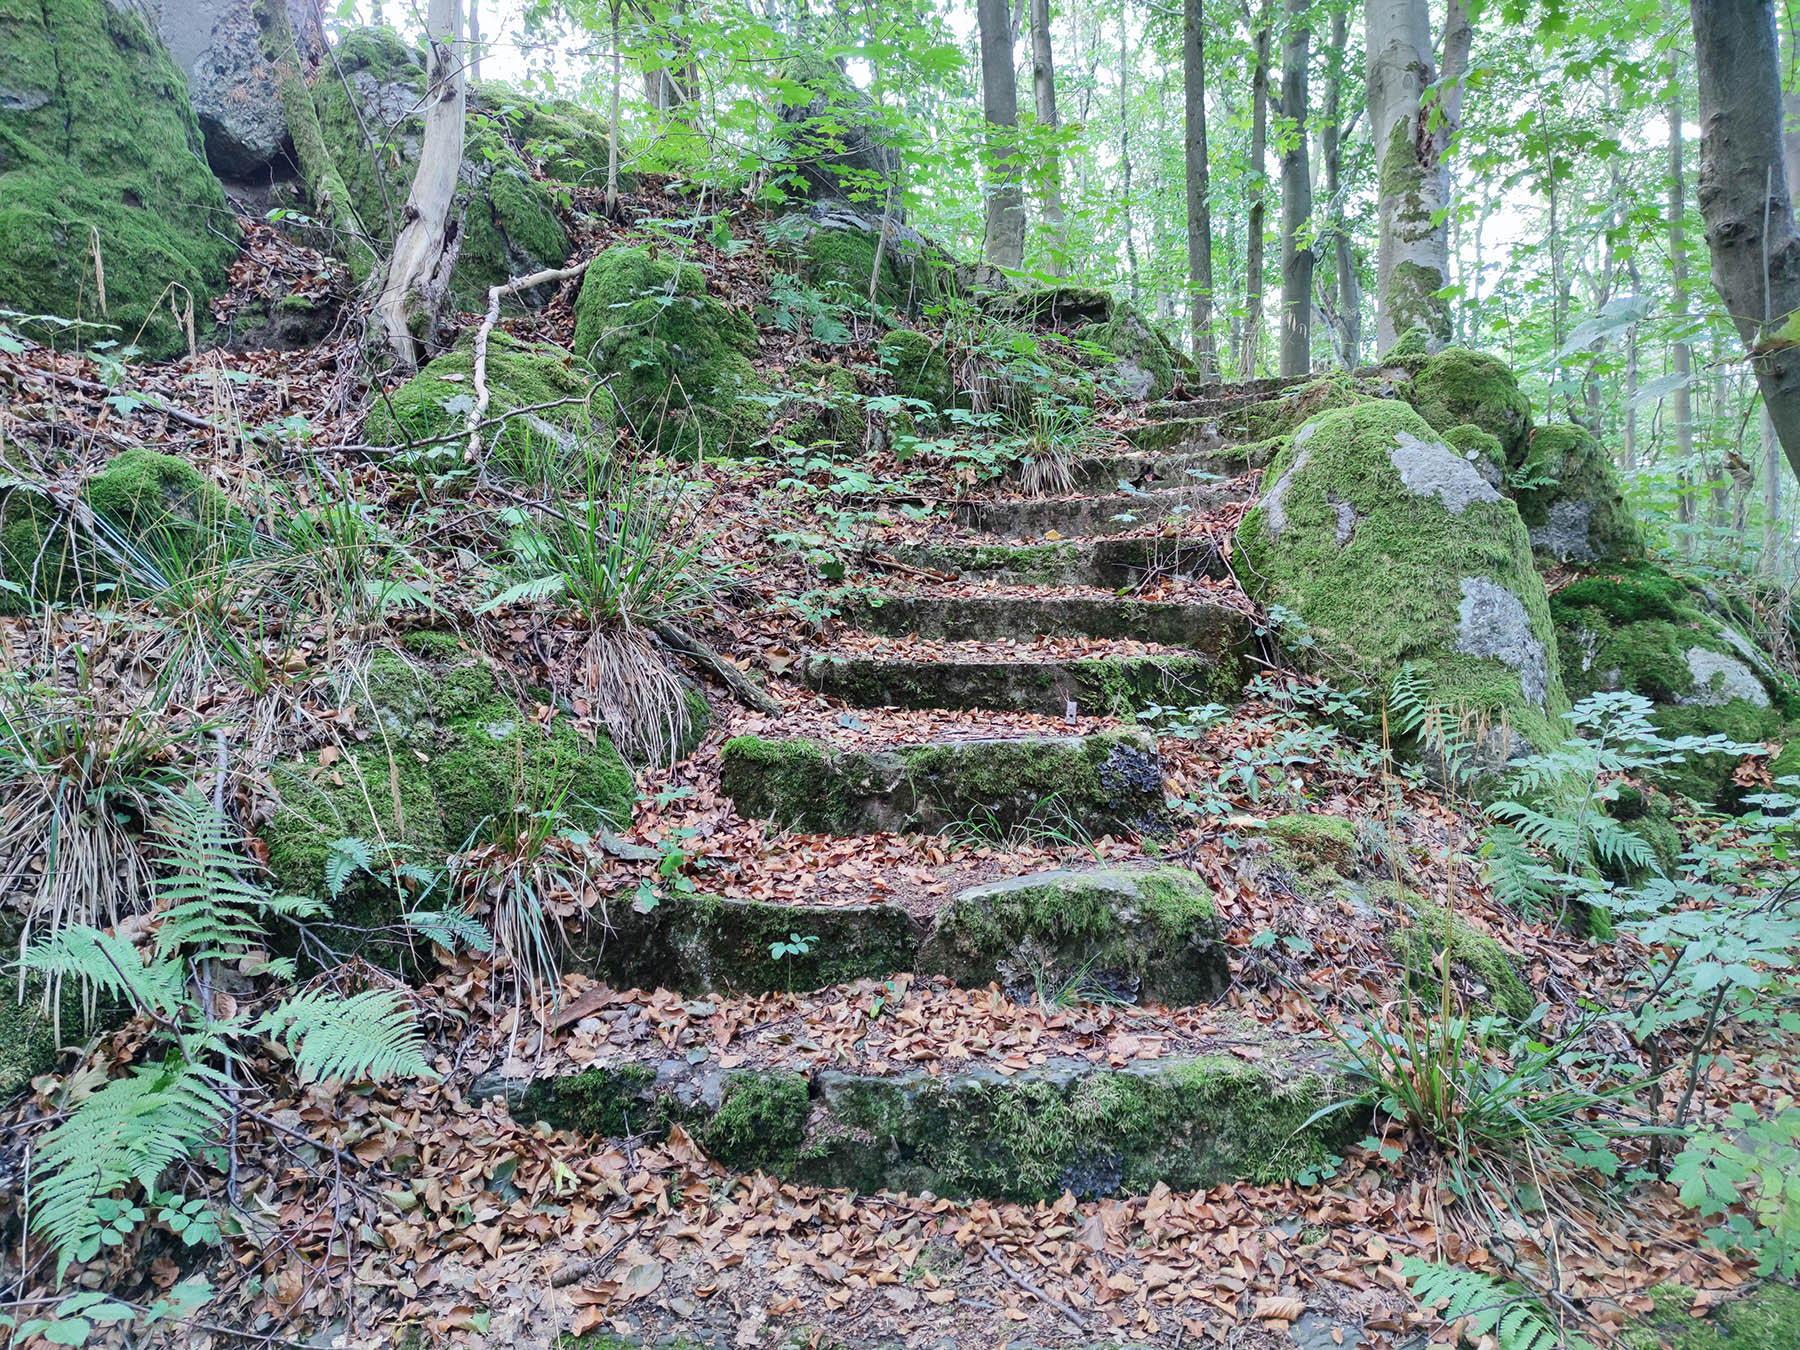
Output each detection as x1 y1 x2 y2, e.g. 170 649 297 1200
405 907 494 953
153 791 285 961
254 988 433 1083
20 924 184 1017
324 836 375 900
1404 1258 1589 1350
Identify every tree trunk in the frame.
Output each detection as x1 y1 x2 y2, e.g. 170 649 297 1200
1364 0 1468 351
1689 0 1800 484
376 0 467 371
1028 0 1067 274
977 0 1026 270
1665 0 1700 529
468 0 482 81
1241 0 1272 376
605 0 624 218
1321 8 1359 365
1120 17 1140 304
1277 0 1313 376
1183 0 1218 378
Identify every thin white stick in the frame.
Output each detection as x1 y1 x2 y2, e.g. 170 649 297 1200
467 258 597 470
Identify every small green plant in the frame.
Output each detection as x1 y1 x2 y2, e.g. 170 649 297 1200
1671 1102 1800 1276
1404 1259 1589 1350
769 932 818 961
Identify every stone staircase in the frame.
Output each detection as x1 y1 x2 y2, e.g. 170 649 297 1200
485 378 1348 1202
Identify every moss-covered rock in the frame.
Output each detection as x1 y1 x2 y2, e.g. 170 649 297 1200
476 85 624 187
0 0 238 357
1606 783 1682 883
1624 1283 1800 1350
1266 813 1357 872
1407 348 1533 466
1514 424 1644 564
1386 892 1535 1020
312 28 588 307
1 448 230 608
1220 376 1364 445
797 224 905 308
919 866 1227 1006
768 360 865 450
769 48 899 204
878 328 953 411
1236 400 1567 774
990 284 1187 401
1551 560 1797 806
571 244 765 456
719 731 1168 839
364 331 608 464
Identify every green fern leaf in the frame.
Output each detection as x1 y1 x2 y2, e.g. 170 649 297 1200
254 988 432 1084
20 925 184 1017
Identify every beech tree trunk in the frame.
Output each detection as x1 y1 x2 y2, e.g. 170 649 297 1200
606 0 624 217
468 0 482 81
1321 8 1359 365
1665 0 1700 528
977 0 1026 270
376 0 467 371
1364 0 1468 351
1183 0 1218 379
1277 0 1313 376
1028 0 1067 274
1241 0 1272 376
1690 0 1800 485
1121 18 1140 304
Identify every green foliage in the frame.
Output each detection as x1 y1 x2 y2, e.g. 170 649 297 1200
1405 1259 1589 1350
253 988 430 1084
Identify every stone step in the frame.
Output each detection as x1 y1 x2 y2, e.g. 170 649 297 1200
1142 374 1309 422
954 482 1247 539
1066 446 1250 489
566 865 1229 1005
720 729 1168 839
799 645 1240 717
477 1032 1344 1201
883 535 1227 587
843 592 1253 650
1121 418 1281 467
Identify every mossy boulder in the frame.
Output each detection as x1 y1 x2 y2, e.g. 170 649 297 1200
1220 376 1365 446
919 866 1228 1006
476 85 624 187
1236 400 1568 774
571 244 766 456
1606 783 1682 883
1 448 230 609
0 0 238 357
993 284 1187 401
1407 348 1534 466
1266 813 1358 872
769 360 864 451
262 640 636 951
364 331 608 464
1551 560 1797 805
1624 1283 1800 1350
313 28 586 307
879 328 953 411
1385 892 1535 1020
1514 424 1643 564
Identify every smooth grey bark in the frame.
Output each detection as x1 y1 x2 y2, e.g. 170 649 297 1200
977 0 1027 270
1363 0 1468 350
1120 18 1140 304
377 0 466 370
468 0 482 80
1028 0 1067 273
1242 0 1272 375
605 0 624 218
1320 7 1359 365
1690 0 1800 484
1183 0 1218 378
1277 0 1314 376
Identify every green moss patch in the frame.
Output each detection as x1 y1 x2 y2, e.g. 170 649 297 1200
1514 424 1643 564
1266 813 1357 872
920 866 1226 1006
572 244 765 456
1407 348 1533 465
1386 891 1535 1020
879 328 953 411
1625 1283 1800 1350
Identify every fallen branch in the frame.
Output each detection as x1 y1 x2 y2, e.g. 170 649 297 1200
980 1240 1088 1334
468 258 598 473
651 619 782 717
0 360 215 432
862 551 956 583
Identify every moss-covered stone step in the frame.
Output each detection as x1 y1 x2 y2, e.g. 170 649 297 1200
886 536 1226 587
720 730 1168 838
798 649 1240 717
568 892 922 995
477 1039 1343 1201
1141 374 1309 423
919 866 1228 1005
1066 446 1254 489
954 483 1247 538
844 593 1253 651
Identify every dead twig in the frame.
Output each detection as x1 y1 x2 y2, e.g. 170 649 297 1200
651 619 781 717
979 1240 1088 1334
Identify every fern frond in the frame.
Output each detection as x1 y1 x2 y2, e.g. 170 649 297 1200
405 907 494 953
1403 1258 1585 1350
152 791 273 962
324 837 374 900
1588 816 1657 871
20 925 184 1016
254 988 432 1084
31 1056 228 1277
1483 826 1554 911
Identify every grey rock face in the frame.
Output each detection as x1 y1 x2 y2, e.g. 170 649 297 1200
1679 647 1771 708
1389 429 1503 514
153 0 323 177
1456 577 1550 707
1529 498 1597 562
1261 447 1314 539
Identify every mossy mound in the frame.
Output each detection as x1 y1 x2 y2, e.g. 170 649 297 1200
0 0 237 357
1385 892 1535 1020
1220 376 1365 445
1236 400 1567 774
919 866 1227 1006
313 28 587 307
1625 1283 1800 1350
476 85 624 187
262 639 637 958
1 448 230 609
1407 348 1534 466
1266 813 1358 872
993 284 1187 401
364 331 608 462
1551 560 1798 805
769 360 864 450
1514 424 1644 564
1606 784 1683 883
878 328 953 411
571 244 766 456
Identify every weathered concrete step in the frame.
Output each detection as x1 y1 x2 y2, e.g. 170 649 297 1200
1122 418 1284 465
844 593 1253 650
478 1036 1343 1201
1143 374 1308 422
955 482 1247 538
1065 446 1250 489
567 865 1227 1006
884 535 1226 587
799 648 1240 718
720 730 1167 838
